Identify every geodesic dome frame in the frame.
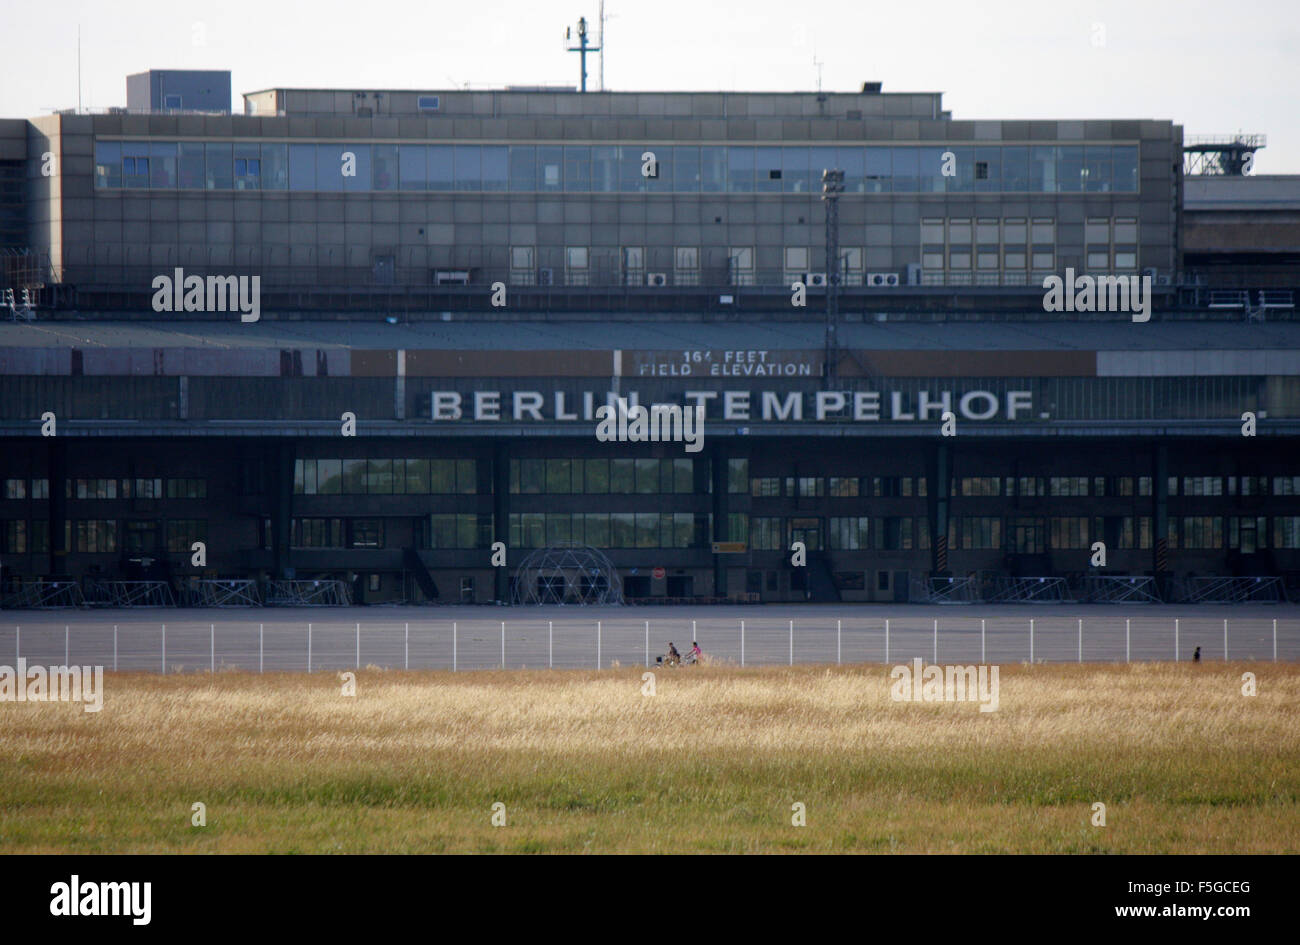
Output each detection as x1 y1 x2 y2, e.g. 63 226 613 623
510 543 624 605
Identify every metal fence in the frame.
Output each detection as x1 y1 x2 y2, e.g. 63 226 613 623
1 615 1294 674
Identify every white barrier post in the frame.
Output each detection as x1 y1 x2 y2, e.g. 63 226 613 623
501 621 506 669
645 621 649 667
1274 619 1278 663
161 624 166 675
597 621 601 670
740 620 745 667
933 618 938 663
405 623 409 671
1126 618 1130 663
308 623 312 673
981 618 986 663
548 620 552 670
1077 618 1082 663
1224 619 1228 661
113 625 118 672
1029 619 1034 664
259 624 264 674
210 623 215 673
356 622 360 669
789 620 793 666
65 625 69 665
837 619 842 665
14 626 18 662
1175 618 1179 662
885 619 890 664
453 622 457 672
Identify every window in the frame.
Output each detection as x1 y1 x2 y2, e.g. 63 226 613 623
1050 517 1091 549
1183 476 1223 497
797 477 824 498
1178 516 1223 550
959 477 1001 497
418 95 440 112
1049 477 1089 497
750 517 783 551
751 477 782 498
166 478 206 499
828 477 860 497
291 518 344 548
166 520 206 553
828 517 869 550
349 519 384 549
4 520 27 553
874 517 915 551
73 520 117 553
1229 516 1268 554
1276 517 1300 549
73 479 117 499
130 478 163 499
1274 476 1300 496
4 479 25 499
958 517 1002 550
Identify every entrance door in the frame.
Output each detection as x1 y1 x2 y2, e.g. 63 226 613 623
789 518 821 551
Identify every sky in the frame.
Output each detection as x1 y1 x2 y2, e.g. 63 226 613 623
3 0 1298 172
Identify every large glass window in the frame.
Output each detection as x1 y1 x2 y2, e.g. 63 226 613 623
1030 146 1056 193
205 142 232 190
288 143 316 189
429 145 454 191
564 146 591 193
1112 146 1138 192
94 141 121 188
399 145 428 190
453 145 480 191
701 146 726 193
150 141 177 188
233 142 260 190
538 146 563 191
372 143 399 192
727 147 754 193
509 145 536 190
481 146 508 191
673 146 700 192
261 142 288 190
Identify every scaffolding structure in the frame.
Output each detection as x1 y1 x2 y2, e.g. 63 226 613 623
265 579 352 606
1 580 86 609
1179 576 1286 604
511 544 624 605
1082 575 1162 603
918 575 979 603
85 580 176 607
182 579 262 607
985 576 1071 603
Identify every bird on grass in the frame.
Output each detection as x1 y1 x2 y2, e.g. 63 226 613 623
1193 646 1201 663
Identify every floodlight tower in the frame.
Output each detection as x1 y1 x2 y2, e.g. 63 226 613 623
566 16 601 93
821 168 845 385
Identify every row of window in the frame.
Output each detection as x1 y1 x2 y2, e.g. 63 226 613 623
8 515 1298 555
93 141 1141 195
955 476 1299 498
293 459 476 495
3 478 206 500
2 519 204 554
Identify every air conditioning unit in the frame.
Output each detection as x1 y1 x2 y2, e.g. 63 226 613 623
537 267 554 286
867 272 900 287
806 272 828 288
646 272 669 287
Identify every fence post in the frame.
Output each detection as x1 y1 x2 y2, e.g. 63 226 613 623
789 620 793 666
14 626 17 662
1077 618 1082 663
1126 618 1130 663
308 623 312 674
644 621 649 668
597 621 601 670
405 623 409 671
1224 618 1228 661
113 625 118 672
740 620 745 667
356 622 360 669
1175 618 1179 662
548 620 552 670
885 619 890 664
65 625 69 665
933 618 938 663
1274 618 1278 663
210 623 214 673
1029 619 1034 664
453 622 457 672
981 618 986 664
501 621 506 669
161 624 166 675
837 619 842 665
259 624 264 674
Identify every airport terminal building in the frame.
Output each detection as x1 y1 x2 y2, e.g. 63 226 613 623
0 75 1297 605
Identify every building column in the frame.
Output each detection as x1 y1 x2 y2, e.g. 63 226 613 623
46 439 67 577
710 443 727 597
493 442 510 602
1153 445 1169 592
928 442 952 576
272 441 295 579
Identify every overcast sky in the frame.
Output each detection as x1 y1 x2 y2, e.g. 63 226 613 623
4 0 1297 172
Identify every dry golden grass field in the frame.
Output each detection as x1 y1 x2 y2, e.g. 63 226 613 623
1 662 1297 853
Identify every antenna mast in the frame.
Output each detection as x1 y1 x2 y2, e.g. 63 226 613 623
599 1 606 91
566 16 601 93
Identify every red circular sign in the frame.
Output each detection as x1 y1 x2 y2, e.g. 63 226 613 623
652 567 666 580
